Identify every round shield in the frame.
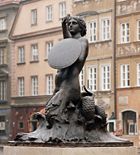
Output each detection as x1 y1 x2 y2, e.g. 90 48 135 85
48 38 81 69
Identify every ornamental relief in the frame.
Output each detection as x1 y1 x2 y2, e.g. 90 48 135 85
117 0 140 15
117 44 140 57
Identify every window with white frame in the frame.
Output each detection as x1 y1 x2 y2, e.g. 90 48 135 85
31 44 39 61
0 116 6 135
120 64 130 87
0 48 5 65
101 18 111 41
120 23 130 43
101 65 111 90
46 42 53 59
88 66 97 91
137 20 140 41
31 76 38 96
46 75 53 95
79 69 84 92
107 120 116 133
31 9 37 25
18 46 25 63
59 2 66 19
122 111 137 135
128 121 137 135
46 5 53 21
0 80 6 100
137 63 140 86
0 18 6 31
18 77 24 97
88 21 97 43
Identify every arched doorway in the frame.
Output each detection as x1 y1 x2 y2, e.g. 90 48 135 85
122 110 137 135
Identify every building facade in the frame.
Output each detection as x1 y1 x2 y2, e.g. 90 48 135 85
116 0 140 146
9 0 140 146
10 0 72 139
0 0 20 143
73 0 116 131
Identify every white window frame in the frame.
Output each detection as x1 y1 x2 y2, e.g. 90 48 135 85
88 66 97 92
18 46 25 63
0 18 6 31
87 20 97 43
31 9 37 25
46 75 53 95
79 69 84 92
137 63 140 86
137 20 140 41
18 77 24 97
0 48 5 65
0 80 6 100
120 23 130 43
101 64 111 91
120 64 130 88
128 121 137 135
107 120 116 132
46 5 53 21
46 41 53 59
59 2 66 19
31 44 39 61
31 76 38 96
100 17 111 41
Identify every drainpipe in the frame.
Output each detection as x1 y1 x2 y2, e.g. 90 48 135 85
113 0 117 119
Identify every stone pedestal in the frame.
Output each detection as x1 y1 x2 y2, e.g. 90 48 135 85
4 145 137 155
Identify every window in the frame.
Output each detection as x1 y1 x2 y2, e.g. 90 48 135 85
0 48 5 65
122 111 137 135
137 20 140 41
0 116 6 135
46 75 53 95
101 65 111 90
46 5 53 21
18 77 24 97
88 66 97 91
31 76 38 96
129 121 137 135
0 18 6 31
18 122 24 129
79 69 84 92
120 64 130 87
18 46 25 64
137 63 140 86
107 120 116 133
120 23 130 43
88 21 97 43
31 9 37 25
59 2 66 19
46 42 53 59
101 18 111 41
31 44 39 61
0 80 6 100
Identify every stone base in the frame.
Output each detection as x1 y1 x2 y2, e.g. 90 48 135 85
4 145 137 155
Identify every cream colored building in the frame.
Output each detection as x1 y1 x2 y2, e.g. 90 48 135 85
10 0 72 139
116 0 140 146
73 0 116 131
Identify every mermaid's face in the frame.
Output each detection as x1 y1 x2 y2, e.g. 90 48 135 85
68 18 81 35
